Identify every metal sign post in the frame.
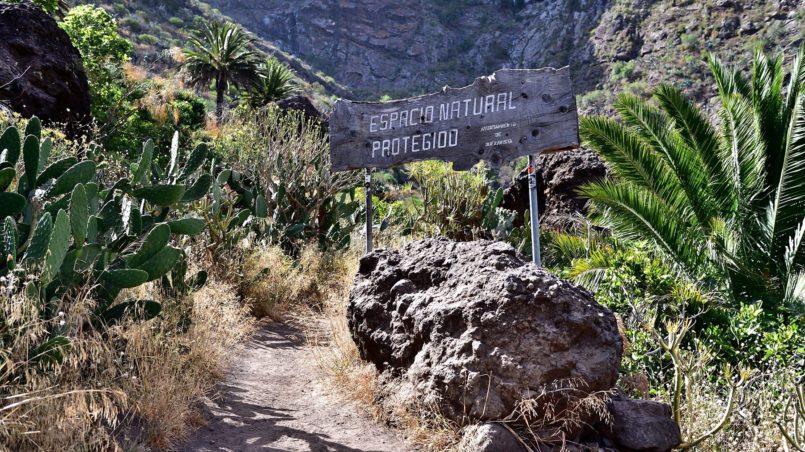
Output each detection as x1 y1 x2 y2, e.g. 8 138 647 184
527 155 542 266
364 168 373 253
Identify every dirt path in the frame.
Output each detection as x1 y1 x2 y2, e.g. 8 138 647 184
181 322 412 452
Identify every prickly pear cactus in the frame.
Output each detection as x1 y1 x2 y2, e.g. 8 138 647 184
0 119 215 330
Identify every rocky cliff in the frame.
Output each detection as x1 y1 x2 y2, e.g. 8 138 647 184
202 0 804 105
204 0 608 99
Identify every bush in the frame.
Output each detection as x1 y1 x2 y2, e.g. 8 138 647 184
138 33 159 45
213 108 361 254
0 119 252 449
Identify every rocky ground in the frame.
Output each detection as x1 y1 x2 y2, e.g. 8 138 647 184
181 322 412 452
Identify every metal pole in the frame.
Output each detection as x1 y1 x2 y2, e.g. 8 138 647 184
364 168 373 253
527 155 542 266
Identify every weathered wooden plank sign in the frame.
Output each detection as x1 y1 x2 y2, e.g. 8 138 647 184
329 67 579 172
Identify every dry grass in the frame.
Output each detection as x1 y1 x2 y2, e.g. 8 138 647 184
0 276 254 450
241 244 352 319
295 249 462 451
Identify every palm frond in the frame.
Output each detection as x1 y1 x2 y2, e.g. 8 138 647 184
245 58 298 107
580 180 701 273
784 44 805 129
708 53 751 101
719 93 766 208
752 50 786 193
784 218 805 272
783 271 805 313
654 84 735 216
566 248 617 291
768 94 805 259
579 116 687 213
615 94 717 228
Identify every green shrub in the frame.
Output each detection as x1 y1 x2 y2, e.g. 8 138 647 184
138 33 159 45
580 45 805 317
168 16 183 26
212 108 361 254
610 60 637 82
0 118 214 383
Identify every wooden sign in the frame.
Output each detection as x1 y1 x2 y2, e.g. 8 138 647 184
329 67 579 172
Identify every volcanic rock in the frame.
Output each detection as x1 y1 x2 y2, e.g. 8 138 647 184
276 94 328 129
501 149 607 230
0 1 91 137
603 396 682 452
458 423 527 452
347 238 623 422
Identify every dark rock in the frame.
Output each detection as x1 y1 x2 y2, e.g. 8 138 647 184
347 238 623 422
276 94 328 129
501 149 607 230
0 0 91 137
718 16 741 38
458 424 527 452
603 396 681 452
740 20 759 35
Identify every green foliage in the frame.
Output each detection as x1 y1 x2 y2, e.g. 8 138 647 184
610 60 637 82
0 119 215 382
403 161 516 241
580 44 805 316
26 0 69 18
212 108 361 254
244 58 298 108
60 5 132 94
182 21 262 121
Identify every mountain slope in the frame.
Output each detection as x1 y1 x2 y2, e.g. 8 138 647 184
86 0 804 108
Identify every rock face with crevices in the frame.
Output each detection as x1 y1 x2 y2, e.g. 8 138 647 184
501 148 607 230
347 238 622 422
0 0 91 137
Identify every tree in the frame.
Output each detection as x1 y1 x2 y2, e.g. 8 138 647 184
60 5 131 84
579 44 805 313
182 22 262 122
60 4 132 123
28 0 70 18
245 58 297 108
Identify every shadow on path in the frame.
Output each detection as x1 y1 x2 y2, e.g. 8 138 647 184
180 322 409 452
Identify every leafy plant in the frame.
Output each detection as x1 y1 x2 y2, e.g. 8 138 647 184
406 160 512 241
245 58 298 108
181 21 262 122
214 108 361 254
0 119 213 378
580 44 805 314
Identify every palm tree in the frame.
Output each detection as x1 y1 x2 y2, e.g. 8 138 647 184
182 22 261 122
245 58 298 108
579 44 805 313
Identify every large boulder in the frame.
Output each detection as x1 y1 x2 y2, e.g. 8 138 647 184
0 1 91 137
501 149 607 230
348 238 623 422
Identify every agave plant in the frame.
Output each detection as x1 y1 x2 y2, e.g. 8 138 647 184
579 45 805 313
182 21 262 122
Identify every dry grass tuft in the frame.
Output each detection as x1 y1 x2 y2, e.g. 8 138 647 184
0 275 254 450
241 244 352 319
305 253 462 451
